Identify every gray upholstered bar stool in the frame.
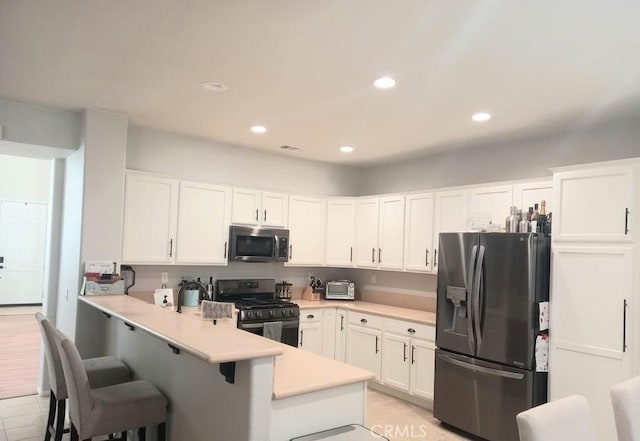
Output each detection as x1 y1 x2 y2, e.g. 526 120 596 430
55 330 168 441
36 313 132 441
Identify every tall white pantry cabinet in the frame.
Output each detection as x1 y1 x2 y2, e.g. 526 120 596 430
550 159 639 441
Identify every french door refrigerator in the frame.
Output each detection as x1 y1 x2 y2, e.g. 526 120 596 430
433 233 550 441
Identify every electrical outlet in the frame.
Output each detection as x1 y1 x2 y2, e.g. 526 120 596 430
371 274 377 284
161 272 168 284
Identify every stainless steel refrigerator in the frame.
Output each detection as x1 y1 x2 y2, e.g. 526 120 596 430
433 233 550 441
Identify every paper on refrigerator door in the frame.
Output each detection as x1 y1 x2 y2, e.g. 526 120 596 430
535 334 549 372
539 301 549 331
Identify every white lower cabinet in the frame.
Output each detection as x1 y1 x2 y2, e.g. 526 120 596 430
381 333 411 391
347 325 382 381
299 309 324 356
409 338 436 400
334 309 348 362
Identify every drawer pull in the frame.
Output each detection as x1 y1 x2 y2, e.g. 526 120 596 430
411 345 416 364
360 318 368 324
307 314 315 319
375 336 379 354
403 342 408 361
407 328 416 334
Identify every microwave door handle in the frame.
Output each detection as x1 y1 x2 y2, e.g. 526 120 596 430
274 235 279 259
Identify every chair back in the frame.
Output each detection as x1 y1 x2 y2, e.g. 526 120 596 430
35 312 68 399
54 329 94 430
611 376 640 441
516 395 597 441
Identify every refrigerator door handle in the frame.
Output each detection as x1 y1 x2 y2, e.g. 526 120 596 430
466 245 478 347
473 245 485 345
439 353 525 380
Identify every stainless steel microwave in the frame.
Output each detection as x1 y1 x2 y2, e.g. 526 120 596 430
228 226 289 262
325 280 355 300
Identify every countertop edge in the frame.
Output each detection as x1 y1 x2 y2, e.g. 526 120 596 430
295 300 436 326
272 373 374 400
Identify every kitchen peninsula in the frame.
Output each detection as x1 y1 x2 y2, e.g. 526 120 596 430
76 295 374 441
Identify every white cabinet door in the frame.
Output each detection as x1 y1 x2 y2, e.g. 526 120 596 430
433 190 467 272
335 309 348 362
122 173 179 263
322 308 337 359
355 198 380 268
325 199 356 267
287 196 326 265
347 326 381 380
261 192 288 228
514 181 553 214
299 322 324 356
378 196 405 270
550 245 634 440
410 338 436 400
231 188 260 226
381 333 411 392
553 167 635 243
176 182 231 265
467 184 514 229
404 193 435 272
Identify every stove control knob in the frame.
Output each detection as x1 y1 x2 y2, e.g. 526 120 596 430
246 311 254 320
257 311 263 319
269 310 275 318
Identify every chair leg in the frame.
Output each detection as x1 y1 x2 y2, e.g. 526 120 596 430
138 427 146 441
54 398 66 441
45 390 56 441
70 423 79 441
157 422 166 441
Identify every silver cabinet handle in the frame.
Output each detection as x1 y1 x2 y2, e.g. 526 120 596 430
378 248 382 263
224 241 227 259
425 249 429 266
375 336 379 354
371 248 375 263
625 208 630 235
407 328 416 334
340 315 344 331
307 314 314 319
169 239 173 258
434 249 438 267
264 209 267 222
350 247 353 262
360 318 367 324
411 345 416 364
289 244 293 259
403 342 408 362
255 208 259 221
300 329 303 347
623 299 628 352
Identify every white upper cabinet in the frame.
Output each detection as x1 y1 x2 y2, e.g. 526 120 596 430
378 196 405 270
467 184 514 230
122 172 179 264
553 166 635 243
287 196 326 265
232 189 288 228
175 182 231 265
514 180 553 214
325 199 356 267
355 198 380 268
404 193 435 272
432 189 467 272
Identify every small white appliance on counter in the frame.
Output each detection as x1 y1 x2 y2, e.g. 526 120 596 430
325 280 355 300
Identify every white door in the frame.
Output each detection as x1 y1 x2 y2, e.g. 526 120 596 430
553 167 635 243
287 196 326 265
0 201 47 305
378 196 405 270
261 192 288 228
467 184 514 230
381 333 411 392
550 245 634 440
347 326 381 380
231 188 260 226
514 181 553 215
299 322 324 355
122 173 179 263
355 198 380 268
410 338 436 400
433 190 467 272
335 310 348 362
404 193 435 272
325 199 356 267
176 182 231 265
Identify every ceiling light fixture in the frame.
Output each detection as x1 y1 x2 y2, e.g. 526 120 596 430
373 76 396 89
201 81 228 92
250 125 267 134
339 146 354 153
472 112 492 122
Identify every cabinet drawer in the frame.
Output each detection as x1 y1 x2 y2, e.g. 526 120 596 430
384 318 435 341
300 309 324 323
347 311 383 329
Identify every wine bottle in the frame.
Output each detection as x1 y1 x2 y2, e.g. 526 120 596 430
531 203 539 233
538 201 547 234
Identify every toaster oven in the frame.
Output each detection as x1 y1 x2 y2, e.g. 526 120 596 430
325 280 355 300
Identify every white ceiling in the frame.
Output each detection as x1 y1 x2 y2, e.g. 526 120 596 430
1 1 640 165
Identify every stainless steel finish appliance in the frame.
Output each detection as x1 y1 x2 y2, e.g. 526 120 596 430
228 226 289 262
215 278 299 347
434 233 550 441
325 280 355 300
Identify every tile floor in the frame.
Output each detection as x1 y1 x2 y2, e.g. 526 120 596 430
0 390 472 441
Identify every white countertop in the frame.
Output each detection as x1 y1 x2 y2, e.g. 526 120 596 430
294 299 436 326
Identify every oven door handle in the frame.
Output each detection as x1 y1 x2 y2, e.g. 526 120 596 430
239 321 299 330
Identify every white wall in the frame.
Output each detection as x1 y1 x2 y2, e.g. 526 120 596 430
0 153 50 202
358 117 640 195
126 126 362 197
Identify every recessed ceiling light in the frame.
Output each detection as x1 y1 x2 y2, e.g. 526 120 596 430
201 81 227 93
472 112 492 122
339 146 354 153
250 125 267 134
373 76 396 89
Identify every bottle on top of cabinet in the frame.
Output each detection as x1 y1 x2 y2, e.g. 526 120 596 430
505 206 521 233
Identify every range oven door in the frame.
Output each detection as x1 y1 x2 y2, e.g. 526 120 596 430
229 226 289 262
238 320 299 347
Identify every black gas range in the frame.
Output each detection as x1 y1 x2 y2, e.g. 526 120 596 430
215 279 299 347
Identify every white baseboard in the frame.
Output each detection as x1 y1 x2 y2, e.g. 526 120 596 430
368 382 432 410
